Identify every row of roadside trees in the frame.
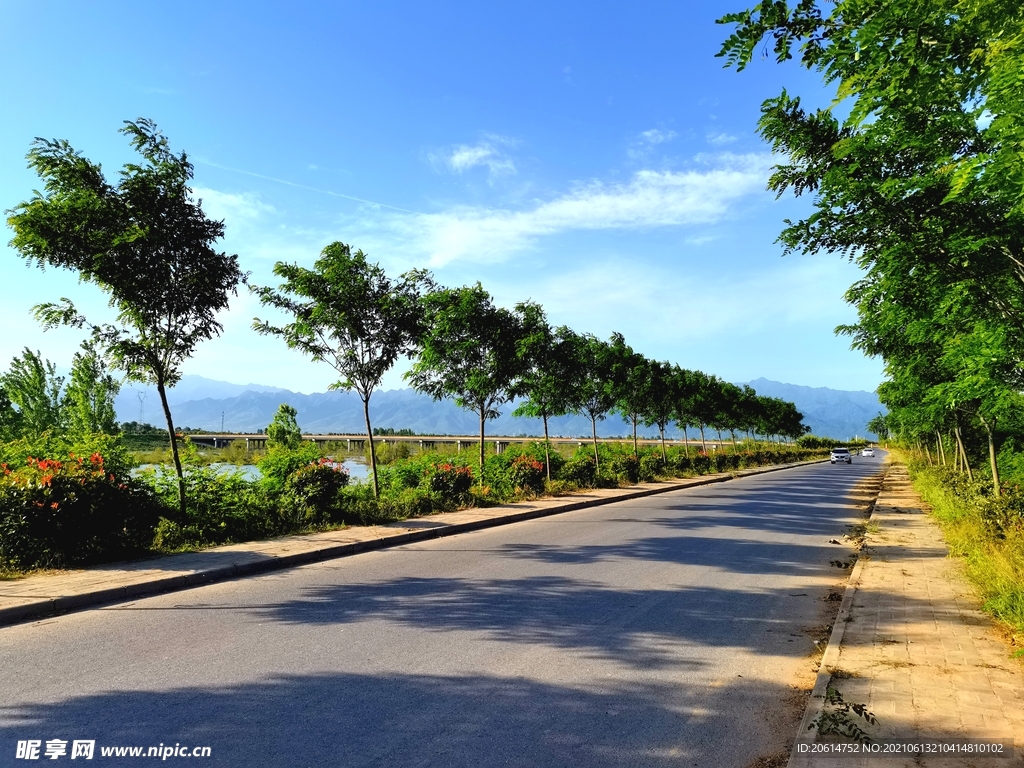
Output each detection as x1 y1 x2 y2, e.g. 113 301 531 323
719 0 1024 495
252 247 809 494
6 119 808 512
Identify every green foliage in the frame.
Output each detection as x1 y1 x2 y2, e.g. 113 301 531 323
407 284 530 480
256 441 322 490
252 241 431 497
508 454 545 494
557 454 598 488
427 462 474 497
369 440 411 464
65 341 120 438
280 460 351 529
0 450 160 569
266 404 302 450
147 464 279 549
907 459 1024 636
1 348 65 438
7 118 243 518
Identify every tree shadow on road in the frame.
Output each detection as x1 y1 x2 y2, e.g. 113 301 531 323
255 574 830 669
0 670 805 767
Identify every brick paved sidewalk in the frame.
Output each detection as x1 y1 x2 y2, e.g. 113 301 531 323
790 465 1024 767
0 459 819 628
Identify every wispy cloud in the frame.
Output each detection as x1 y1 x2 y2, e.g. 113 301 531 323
628 128 678 160
639 129 677 145
380 153 773 266
191 187 274 222
430 136 518 179
706 132 738 146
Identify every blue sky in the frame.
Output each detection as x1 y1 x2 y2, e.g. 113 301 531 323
0 0 884 394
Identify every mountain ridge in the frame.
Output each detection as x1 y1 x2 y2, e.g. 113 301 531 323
115 375 884 441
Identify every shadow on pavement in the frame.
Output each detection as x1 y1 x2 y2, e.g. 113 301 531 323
0 671 801 767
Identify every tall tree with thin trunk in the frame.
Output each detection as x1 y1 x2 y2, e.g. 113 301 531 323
569 333 624 474
513 312 581 484
407 284 527 484
7 119 242 519
252 242 430 497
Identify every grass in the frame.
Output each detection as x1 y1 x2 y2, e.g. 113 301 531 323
900 453 1024 646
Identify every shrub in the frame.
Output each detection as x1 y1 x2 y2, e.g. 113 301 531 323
369 440 411 465
610 454 640 484
281 459 350 528
509 454 545 494
558 455 597 487
257 442 322 490
145 464 279 547
639 453 664 482
691 452 712 474
0 452 161 569
428 462 474 497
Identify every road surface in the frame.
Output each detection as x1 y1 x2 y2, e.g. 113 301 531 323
0 457 882 767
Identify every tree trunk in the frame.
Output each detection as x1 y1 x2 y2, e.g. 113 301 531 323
659 425 667 463
954 425 973 481
479 406 486 487
682 426 690 457
591 415 600 473
543 413 551 484
924 442 932 466
698 425 707 453
632 416 638 460
936 430 946 466
363 395 379 497
156 377 186 521
979 414 1000 497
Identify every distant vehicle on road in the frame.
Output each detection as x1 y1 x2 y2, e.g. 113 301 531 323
830 448 852 464
861 448 875 457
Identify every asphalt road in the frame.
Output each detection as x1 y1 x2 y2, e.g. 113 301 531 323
0 457 884 767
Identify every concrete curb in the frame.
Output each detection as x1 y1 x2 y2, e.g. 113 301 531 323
0 457 827 629
786 462 890 768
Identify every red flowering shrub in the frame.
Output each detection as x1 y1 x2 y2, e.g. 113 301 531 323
0 452 161 569
428 463 474 497
509 454 545 493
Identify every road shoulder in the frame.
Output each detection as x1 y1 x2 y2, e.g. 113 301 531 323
787 464 1024 767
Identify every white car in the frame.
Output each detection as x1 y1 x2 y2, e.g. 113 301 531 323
830 448 852 464
862 448 875 457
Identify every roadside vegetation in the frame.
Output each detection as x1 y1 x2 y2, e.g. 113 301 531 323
718 2 1024 642
0 118 830 577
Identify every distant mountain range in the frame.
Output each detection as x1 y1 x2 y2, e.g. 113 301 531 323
116 375 885 441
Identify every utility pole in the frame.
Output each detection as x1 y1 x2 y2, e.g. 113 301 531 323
221 411 225 433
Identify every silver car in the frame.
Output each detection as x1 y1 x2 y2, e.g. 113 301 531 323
862 448 875 457
830 448 852 464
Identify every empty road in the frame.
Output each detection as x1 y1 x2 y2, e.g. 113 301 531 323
0 458 882 767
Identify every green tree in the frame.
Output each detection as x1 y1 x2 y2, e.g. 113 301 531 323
611 342 652 460
513 311 581 483
642 361 682 463
65 340 120 437
407 284 528 482
567 334 624 473
252 242 430 496
266 404 302 450
7 119 243 519
1 348 65 438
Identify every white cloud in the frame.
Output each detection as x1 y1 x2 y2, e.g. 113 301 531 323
707 132 738 146
384 153 773 266
639 129 677 145
430 137 517 179
191 187 274 223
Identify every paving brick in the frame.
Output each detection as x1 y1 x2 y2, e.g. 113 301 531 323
789 465 1024 768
